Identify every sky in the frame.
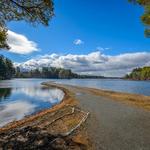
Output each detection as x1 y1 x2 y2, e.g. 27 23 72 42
0 0 150 77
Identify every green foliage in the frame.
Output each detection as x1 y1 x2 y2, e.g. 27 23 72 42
144 28 150 37
125 66 150 80
0 0 54 49
0 0 54 26
129 0 150 5
0 27 9 49
129 0 150 37
15 67 104 79
15 67 76 79
0 55 15 79
58 69 72 79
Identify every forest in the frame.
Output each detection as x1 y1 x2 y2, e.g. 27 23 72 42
15 67 105 79
125 66 150 80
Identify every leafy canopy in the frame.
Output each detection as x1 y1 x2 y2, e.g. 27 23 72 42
125 66 150 80
129 0 150 37
0 0 54 49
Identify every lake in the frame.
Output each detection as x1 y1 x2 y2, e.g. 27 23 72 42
0 78 150 127
53 79 150 96
0 79 64 127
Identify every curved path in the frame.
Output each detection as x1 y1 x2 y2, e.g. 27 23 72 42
57 84 150 150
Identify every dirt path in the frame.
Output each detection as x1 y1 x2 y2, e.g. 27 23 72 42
59 84 150 150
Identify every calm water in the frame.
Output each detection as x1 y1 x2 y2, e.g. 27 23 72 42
0 78 149 127
53 79 150 96
0 79 64 127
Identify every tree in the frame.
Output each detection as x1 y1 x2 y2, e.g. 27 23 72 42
58 69 72 79
0 27 9 49
129 0 150 37
5 57 15 79
15 67 21 78
0 55 15 79
0 0 54 50
125 66 150 80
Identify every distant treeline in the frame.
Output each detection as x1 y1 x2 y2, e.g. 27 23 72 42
0 55 104 80
0 55 15 80
15 67 105 79
125 66 150 80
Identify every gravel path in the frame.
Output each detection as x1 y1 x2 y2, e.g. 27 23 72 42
62 84 150 150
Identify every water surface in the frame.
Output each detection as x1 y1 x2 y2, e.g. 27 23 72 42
0 79 64 127
53 79 150 96
0 78 149 127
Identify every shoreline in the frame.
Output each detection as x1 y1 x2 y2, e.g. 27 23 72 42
0 82 92 149
0 83 77 132
45 82 150 111
0 82 150 149
75 84 150 111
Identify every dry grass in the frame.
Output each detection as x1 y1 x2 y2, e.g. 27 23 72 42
83 87 150 111
46 82 150 111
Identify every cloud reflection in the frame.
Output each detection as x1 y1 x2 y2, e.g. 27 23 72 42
0 101 36 127
12 88 64 104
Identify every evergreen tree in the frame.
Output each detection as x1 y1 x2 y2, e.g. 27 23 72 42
129 0 150 37
0 0 54 50
125 66 150 80
0 55 15 79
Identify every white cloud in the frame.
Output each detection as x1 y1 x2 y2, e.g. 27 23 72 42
96 47 110 51
105 48 110 50
73 39 84 45
7 30 39 54
15 51 150 77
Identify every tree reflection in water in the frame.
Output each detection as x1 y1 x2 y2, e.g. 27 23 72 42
0 88 12 101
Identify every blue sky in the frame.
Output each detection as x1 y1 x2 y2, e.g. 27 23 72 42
0 0 150 76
